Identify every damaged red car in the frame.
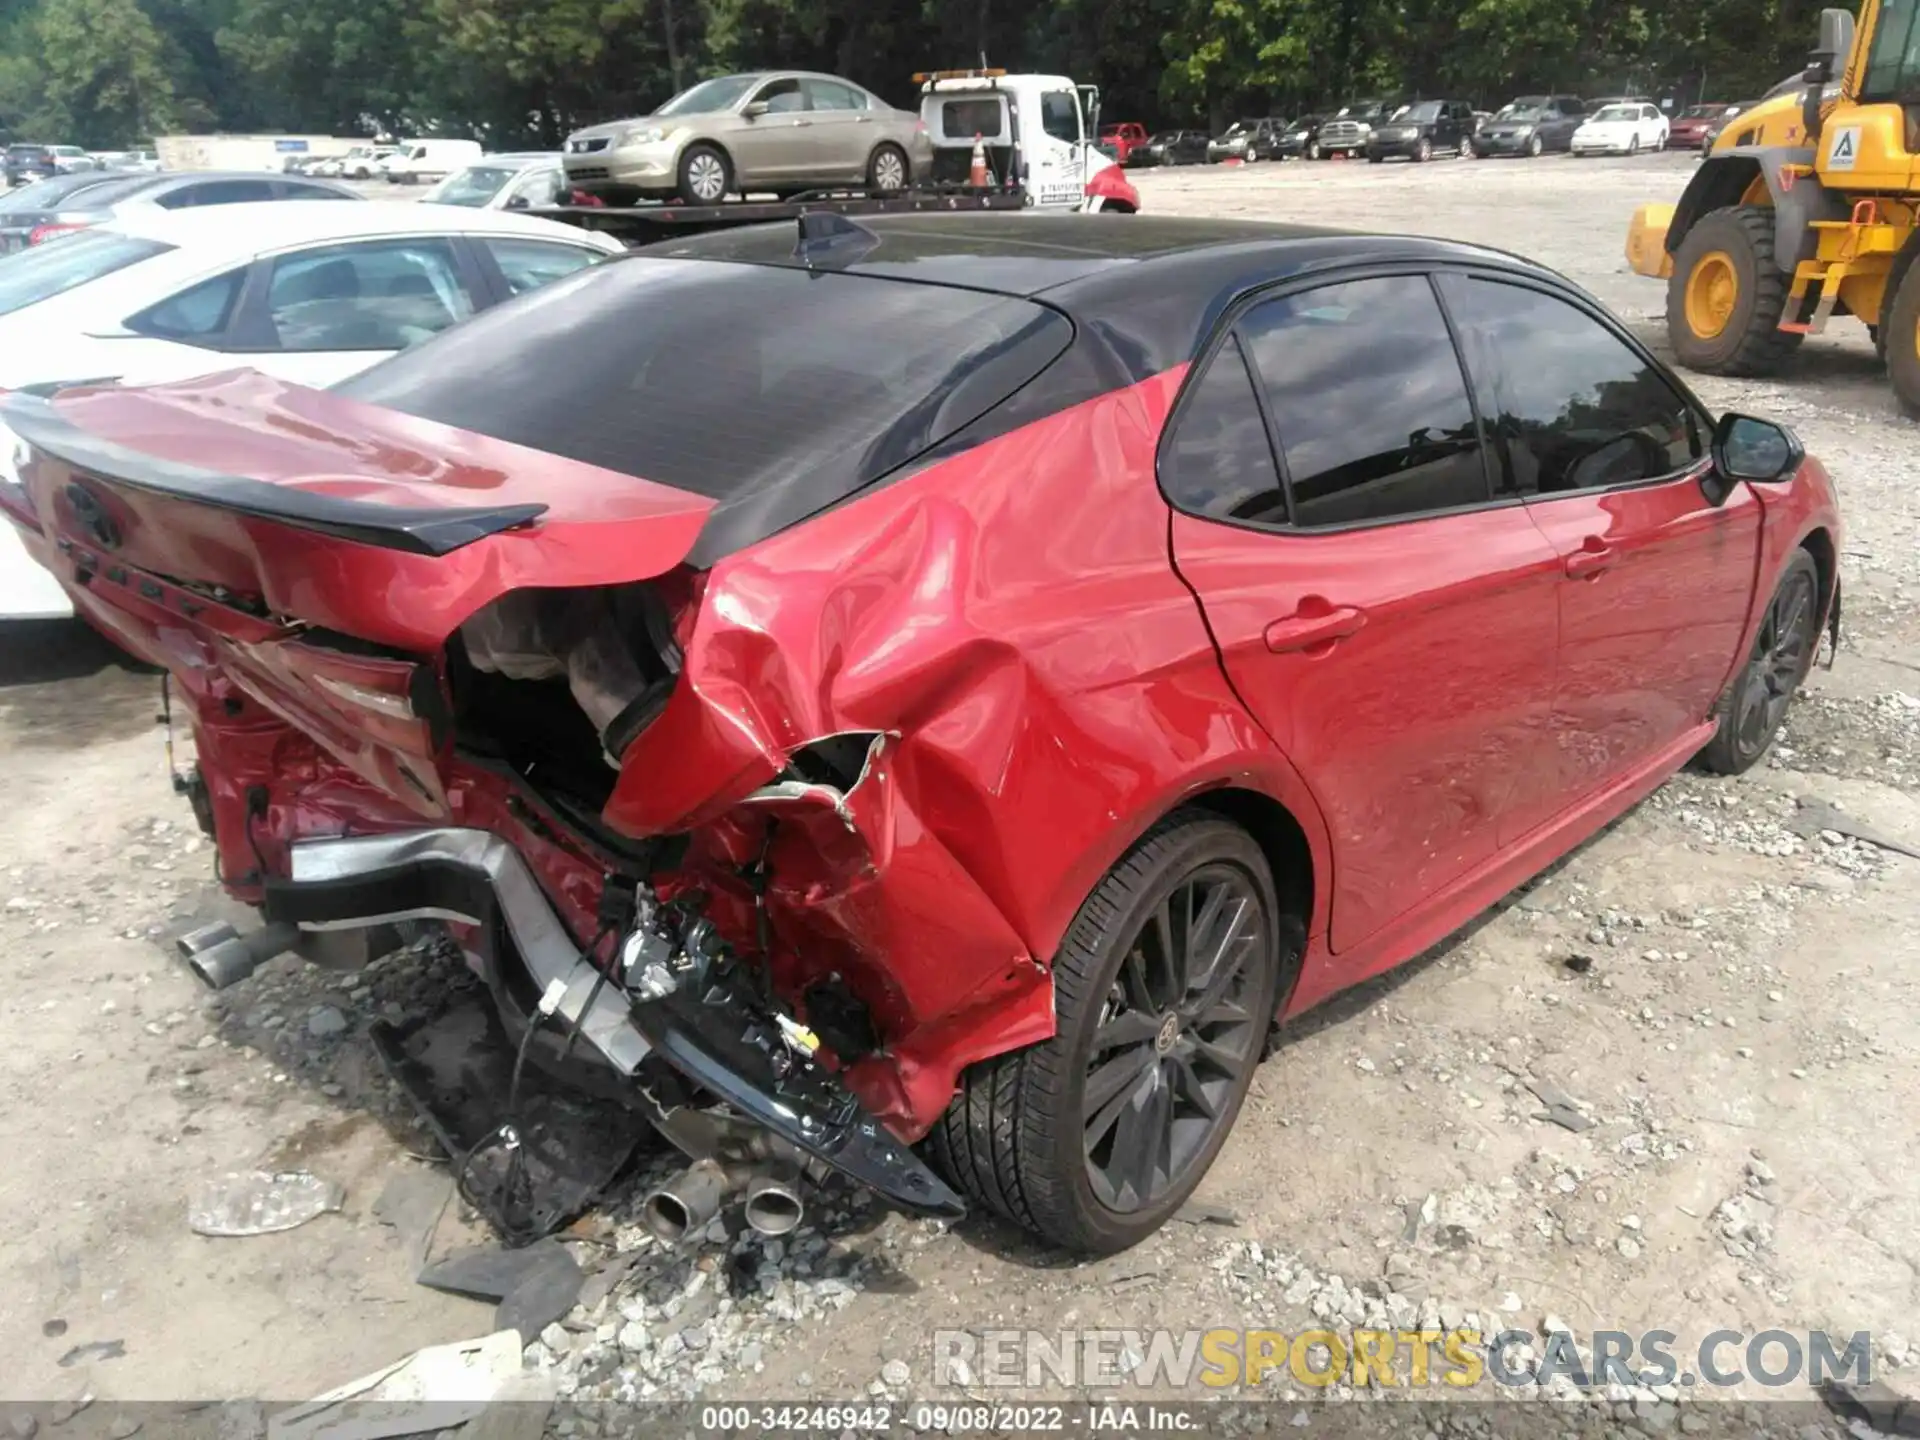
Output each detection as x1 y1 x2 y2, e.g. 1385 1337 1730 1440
0 215 1840 1254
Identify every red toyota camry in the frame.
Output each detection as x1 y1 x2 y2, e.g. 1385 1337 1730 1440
0 215 1840 1253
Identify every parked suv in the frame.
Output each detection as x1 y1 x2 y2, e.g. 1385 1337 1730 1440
5 144 64 187
1208 118 1287 162
1472 95 1586 156
1366 100 1477 161
1315 101 1398 159
1277 115 1327 159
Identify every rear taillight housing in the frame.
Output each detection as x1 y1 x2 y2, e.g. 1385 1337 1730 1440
27 222 91 246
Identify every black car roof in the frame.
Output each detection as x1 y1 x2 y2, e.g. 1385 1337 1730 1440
647 212 1554 382
650 213 1540 297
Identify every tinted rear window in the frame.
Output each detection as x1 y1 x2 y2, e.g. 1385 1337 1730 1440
338 256 1072 536
46 175 160 210
0 172 121 214
0 231 171 317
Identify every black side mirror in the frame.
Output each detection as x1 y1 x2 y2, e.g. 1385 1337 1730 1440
505 194 529 209
1713 412 1804 483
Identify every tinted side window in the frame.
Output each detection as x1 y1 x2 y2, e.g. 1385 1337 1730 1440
276 180 352 201
1160 335 1285 522
127 268 246 341
160 180 275 208
1238 275 1489 528
483 238 603 296
1438 274 1701 497
264 238 476 352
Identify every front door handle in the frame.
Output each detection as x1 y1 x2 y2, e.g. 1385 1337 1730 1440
1564 540 1615 579
1264 603 1366 653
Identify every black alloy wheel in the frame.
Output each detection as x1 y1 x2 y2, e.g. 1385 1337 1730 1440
927 812 1291 1252
1699 550 1822 774
1082 862 1268 1211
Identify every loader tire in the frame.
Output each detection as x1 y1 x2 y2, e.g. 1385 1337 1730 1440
1887 256 1920 419
1667 205 1803 377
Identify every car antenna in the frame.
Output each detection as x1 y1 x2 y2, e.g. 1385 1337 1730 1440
794 210 881 268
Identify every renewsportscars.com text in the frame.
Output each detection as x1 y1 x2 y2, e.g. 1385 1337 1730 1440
933 1327 1874 1391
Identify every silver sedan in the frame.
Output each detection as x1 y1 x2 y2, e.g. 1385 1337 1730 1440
562 71 933 205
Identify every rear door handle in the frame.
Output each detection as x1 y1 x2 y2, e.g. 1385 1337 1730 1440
1264 603 1366 653
1564 541 1615 579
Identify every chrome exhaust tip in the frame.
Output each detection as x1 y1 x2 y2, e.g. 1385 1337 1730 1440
641 1158 728 1243
742 1167 805 1237
176 920 299 990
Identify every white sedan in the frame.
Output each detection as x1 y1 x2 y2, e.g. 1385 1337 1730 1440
0 201 624 619
1570 103 1670 156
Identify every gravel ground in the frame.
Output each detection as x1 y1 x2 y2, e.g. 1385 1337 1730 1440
0 152 1915 1437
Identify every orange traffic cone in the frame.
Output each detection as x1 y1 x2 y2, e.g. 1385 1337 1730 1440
969 133 989 187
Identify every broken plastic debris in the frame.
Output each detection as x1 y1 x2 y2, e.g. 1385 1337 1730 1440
268 1328 523 1440
189 1171 345 1237
56 1338 125 1367
1792 796 1920 860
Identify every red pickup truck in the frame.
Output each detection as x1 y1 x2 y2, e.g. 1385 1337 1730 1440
1099 122 1149 164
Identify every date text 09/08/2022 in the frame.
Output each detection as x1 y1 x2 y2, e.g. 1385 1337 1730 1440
697 1404 1199 1433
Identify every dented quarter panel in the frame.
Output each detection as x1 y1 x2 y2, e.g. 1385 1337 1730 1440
598 370 1335 1132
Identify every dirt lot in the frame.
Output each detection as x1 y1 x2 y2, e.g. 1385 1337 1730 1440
2 152 1916 1433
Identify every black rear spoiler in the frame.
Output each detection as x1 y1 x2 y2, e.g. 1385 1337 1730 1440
1 393 546 558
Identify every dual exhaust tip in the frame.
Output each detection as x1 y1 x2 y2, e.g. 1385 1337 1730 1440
175 920 299 990
642 1157 806 1242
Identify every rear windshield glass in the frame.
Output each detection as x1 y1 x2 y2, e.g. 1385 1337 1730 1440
424 165 516 205
0 231 171 317
46 175 160 210
338 256 1072 541
0 172 120 214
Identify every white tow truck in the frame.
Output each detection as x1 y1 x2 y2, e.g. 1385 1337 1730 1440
914 69 1137 212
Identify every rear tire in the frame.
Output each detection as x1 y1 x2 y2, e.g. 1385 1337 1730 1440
676 143 732 205
1698 550 1822 775
1667 205 1803 376
926 812 1292 1253
1886 253 1920 418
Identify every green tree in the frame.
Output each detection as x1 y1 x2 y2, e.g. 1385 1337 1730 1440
0 0 207 145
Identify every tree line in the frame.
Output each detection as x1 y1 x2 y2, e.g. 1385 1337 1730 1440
0 0 1828 152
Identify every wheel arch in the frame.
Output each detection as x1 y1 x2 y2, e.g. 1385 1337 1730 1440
1184 785 1314 928
1667 149 1843 274
1799 525 1840 638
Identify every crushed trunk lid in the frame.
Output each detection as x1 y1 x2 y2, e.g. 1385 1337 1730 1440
2 371 714 813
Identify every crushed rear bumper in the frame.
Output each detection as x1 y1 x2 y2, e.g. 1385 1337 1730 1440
264 827 965 1217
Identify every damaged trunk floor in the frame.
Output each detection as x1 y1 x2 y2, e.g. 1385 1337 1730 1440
370 983 663 1245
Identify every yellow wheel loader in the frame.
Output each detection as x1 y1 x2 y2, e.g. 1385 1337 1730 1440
1625 2 1920 415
